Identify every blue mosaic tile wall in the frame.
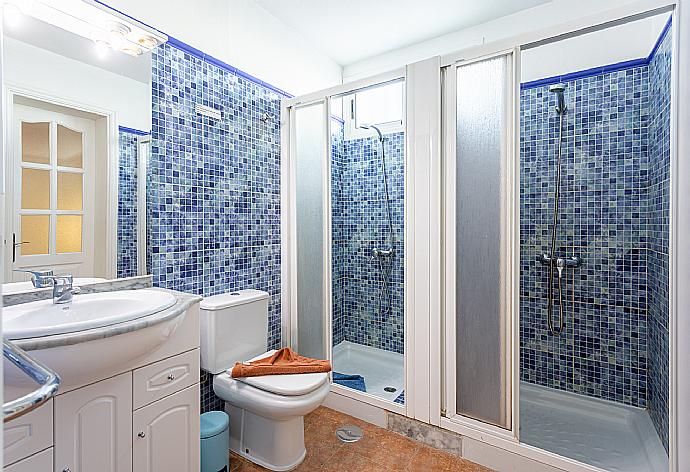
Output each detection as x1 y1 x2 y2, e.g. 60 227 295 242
331 121 405 354
647 25 672 453
520 67 650 407
151 43 283 412
117 130 139 277
520 25 670 439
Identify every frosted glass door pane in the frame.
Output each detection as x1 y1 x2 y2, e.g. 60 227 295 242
22 122 50 164
22 168 50 209
57 172 83 210
21 215 50 255
455 55 511 428
56 215 82 253
57 124 83 168
294 102 326 360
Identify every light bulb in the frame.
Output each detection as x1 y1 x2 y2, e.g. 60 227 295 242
106 21 130 49
120 45 143 56
93 39 110 59
137 35 158 50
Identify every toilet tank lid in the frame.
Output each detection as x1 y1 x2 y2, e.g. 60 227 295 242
200 289 269 311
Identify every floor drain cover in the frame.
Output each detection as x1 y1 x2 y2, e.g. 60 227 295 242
336 425 364 443
384 386 397 393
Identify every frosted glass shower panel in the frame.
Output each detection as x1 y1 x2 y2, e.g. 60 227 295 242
293 102 327 360
455 55 512 429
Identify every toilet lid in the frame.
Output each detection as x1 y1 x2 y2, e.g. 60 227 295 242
235 350 330 396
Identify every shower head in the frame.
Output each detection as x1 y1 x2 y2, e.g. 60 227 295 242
549 84 567 115
359 123 384 141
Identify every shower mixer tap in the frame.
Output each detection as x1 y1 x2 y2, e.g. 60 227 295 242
537 254 581 271
371 247 395 261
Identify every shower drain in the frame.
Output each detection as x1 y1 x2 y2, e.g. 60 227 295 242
336 425 364 443
384 386 397 393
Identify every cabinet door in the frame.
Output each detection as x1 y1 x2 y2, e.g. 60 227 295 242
133 384 200 472
54 372 132 472
5 447 53 472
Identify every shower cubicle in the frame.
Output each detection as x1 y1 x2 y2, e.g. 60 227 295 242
284 75 407 410
282 4 677 471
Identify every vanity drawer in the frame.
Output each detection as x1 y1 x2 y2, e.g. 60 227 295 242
5 447 53 472
133 348 199 409
3 399 53 466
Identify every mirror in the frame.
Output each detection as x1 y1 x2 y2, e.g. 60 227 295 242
2 9 158 292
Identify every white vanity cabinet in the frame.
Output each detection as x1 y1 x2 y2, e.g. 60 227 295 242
53 353 200 472
4 299 201 472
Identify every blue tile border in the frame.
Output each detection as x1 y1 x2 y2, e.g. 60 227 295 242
118 125 150 136
521 16 672 90
94 1 294 98
647 16 673 62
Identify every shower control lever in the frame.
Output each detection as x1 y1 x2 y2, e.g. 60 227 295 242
372 247 394 259
556 258 566 278
537 254 581 269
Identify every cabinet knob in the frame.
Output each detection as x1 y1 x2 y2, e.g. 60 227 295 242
167 374 175 381
63 468 71 472
138 431 146 438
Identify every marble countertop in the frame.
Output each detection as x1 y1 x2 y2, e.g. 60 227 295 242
5 281 201 352
2 275 154 307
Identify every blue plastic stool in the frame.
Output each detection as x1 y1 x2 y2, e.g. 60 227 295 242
200 411 230 472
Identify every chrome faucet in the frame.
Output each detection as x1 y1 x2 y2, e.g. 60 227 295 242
12 269 55 288
45 275 81 304
371 247 395 260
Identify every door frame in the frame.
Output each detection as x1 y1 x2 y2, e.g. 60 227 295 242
3 84 119 280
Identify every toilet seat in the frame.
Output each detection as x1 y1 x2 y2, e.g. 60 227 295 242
214 372 331 421
234 350 329 396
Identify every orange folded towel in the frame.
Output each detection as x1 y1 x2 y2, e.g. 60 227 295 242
230 347 332 378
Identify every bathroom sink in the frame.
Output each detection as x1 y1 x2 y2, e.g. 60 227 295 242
3 288 191 392
4 289 177 340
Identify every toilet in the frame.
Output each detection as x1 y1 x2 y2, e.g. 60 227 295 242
200 289 330 471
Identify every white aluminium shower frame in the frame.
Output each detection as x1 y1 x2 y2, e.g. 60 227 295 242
282 68 409 417
283 0 689 470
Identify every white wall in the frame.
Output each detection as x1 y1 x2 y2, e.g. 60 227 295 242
343 0 667 82
106 0 342 96
521 13 670 82
4 38 150 130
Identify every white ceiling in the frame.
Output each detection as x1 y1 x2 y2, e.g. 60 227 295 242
254 0 552 65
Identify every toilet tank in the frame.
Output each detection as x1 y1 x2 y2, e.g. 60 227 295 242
199 289 269 374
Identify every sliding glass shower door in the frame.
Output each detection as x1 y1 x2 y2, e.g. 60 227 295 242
290 101 329 360
445 52 515 430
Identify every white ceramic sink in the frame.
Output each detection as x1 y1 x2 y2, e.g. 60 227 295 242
4 289 176 339
4 288 189 392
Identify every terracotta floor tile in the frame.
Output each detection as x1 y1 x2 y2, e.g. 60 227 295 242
229 407 493 472
369 432 420 471
318 450 371 472
407 446 459 471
